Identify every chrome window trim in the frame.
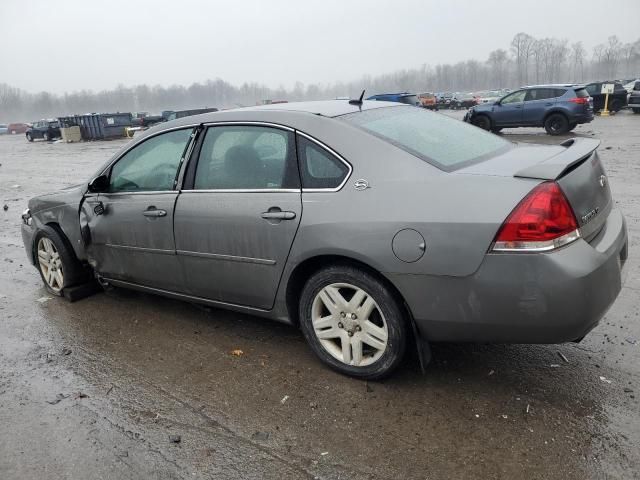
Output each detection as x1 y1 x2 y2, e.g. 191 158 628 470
100 190 177 196
296 131 353 193
201 121 294 132
181 189 301 194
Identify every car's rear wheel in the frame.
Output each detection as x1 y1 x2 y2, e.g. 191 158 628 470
34 226 88 296
299 265 407 380
568 122 577 131
544 113 569 135
472 115 491 131
26 133 33 142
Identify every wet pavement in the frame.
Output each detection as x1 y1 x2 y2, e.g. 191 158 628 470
1 112 639 479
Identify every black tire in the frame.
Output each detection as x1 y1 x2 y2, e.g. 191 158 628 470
608 99 621 113
33 225 89 296
544 113 569 135
491 127 503 134
568 122 577 131
26 133 33 142
299 264 408 380
471 114 492 131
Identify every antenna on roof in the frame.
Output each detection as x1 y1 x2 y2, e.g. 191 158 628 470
349 90 366 106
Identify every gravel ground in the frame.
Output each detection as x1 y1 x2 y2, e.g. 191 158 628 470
0 111 638 479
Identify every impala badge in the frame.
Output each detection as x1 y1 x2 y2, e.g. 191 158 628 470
599 175 607 188
354 179 370 191
581 207 599 224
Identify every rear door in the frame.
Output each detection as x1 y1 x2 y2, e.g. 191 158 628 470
523 88 561 125
81 127 195 291
174 124 301 309
493 90 526 126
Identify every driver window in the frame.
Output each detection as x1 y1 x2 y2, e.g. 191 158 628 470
109 128 193 192
501 90 526 104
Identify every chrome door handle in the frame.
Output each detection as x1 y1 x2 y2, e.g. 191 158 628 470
261 211 296 220
143 208 167 217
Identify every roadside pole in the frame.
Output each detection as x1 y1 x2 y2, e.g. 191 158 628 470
600 83 614 116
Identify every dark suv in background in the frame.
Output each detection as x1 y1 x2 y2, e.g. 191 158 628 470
584 81 628 113
26 120 61 142
628 81 640 114
464 84 593 135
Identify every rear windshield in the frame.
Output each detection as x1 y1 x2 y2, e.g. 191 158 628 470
574 88 589 98
339 106 510 171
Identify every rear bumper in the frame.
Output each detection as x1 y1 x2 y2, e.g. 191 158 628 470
389 208 628 343
571 112 594 124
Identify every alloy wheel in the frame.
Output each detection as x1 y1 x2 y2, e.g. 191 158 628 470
311 283 388 367
37 237 64 292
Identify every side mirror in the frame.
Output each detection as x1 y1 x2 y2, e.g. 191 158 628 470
88 174 109 193
494 101 501 106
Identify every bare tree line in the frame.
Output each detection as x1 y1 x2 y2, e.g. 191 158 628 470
1 33 639 122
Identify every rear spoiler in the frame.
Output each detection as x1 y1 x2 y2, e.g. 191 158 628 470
514 138 601 181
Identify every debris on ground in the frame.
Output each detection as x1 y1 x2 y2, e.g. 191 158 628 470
169 434 181 444
116 450 128 458
46 393 69 405
230 349 244 356
73 392 88 399
557 352 569 363
36 296 52 303
280 395 289 405
550 364 560 368
625 337 637 345
624 388 634 393
309 402 318 409
365 383 373 393
526 404 531 414
320 452 329 456
61 347 72 356
488 370 495 376
106 385 114 395
599 376 612 384
2 205 8 211
251 431 270 441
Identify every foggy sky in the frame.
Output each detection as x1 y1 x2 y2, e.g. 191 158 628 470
1 0 638 94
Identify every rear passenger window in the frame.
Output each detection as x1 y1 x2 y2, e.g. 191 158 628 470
526 88 561 101
194 126 298 190
298 136 350 190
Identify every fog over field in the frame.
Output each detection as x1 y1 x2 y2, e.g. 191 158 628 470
0 0 638 121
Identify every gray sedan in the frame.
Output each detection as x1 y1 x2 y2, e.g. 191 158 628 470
21 100 628 379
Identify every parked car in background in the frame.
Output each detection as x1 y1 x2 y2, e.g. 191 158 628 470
628 81 640 114
7 123 30 134
450 93 478 110
623 79 640 94
366 92 419 106
0 124 7 134
163 108 219 121
584 81 628 113
26 120 61 142
475 91 503 104
20 100 628 379
417 92 438 110
464 84 593 135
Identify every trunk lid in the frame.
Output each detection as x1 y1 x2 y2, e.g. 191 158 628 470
457 138 611 241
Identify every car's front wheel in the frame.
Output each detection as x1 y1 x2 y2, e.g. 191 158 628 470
34 226 88 296
544 113 569 135
471 115 491 131
299 265 407 380
26 133 33 142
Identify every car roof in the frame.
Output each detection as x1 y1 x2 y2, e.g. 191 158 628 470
165 100 399 123
520 84 581 89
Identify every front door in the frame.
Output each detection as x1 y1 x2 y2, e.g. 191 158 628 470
81 127 195 291
493 90 526 126
174 124 302 309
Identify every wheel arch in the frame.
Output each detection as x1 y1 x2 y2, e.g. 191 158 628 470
31 222 81 266
284 254 430 369
543 109 569 123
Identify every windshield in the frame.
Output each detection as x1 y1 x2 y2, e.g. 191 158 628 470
339 106 510 171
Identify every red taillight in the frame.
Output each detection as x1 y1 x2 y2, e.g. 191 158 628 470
492 182 580 252
569 97 589 104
